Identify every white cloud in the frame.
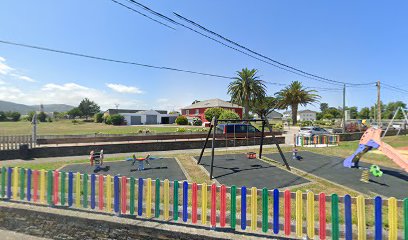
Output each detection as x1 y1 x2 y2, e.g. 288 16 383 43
0 59 14 75
10 74 36 82
0 56 36 83
106 83 143 94
0 57 5 62
0 79 5 85
0 86 26 101
42 83 89 91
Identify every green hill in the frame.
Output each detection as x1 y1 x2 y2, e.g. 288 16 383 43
0 100 74 114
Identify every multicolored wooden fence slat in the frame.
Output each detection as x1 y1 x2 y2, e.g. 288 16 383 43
113 176 119 213
295 190 302 237
121 176 127 214
319 192 326 240
53 170 59 205
251 187 257 231
1 167 6 198
284 190 291 236
26 169 31 201
91 174 96 209
163 179 169 220
99 174 104 210
155 179 160 218
19 168 25 200
13 167 19 199
173 180 179 220
241 186 247 230
357 195 366 240
106 175 112 212
374 196 382 240
273 189 279 234
220 185 226 227
83 173 88 208
331 194 339 240
388 197 397 240
138 178 143 216
129 177 135 215
7 167 12 199
192 183 198 224
183 181 188 222
230 185 236 229
404 198 408 240
75 172 80 207
344 194 352 240
47 170 52 205
262 188 268 233
33 170 39 203
60 171 66 206
211 183 216 227
68 172 73 206
307 191 314 239
146 178 152 217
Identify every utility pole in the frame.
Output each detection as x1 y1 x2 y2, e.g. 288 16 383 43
376 80 381 127
342 84 346 133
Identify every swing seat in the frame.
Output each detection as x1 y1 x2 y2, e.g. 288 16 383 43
246 152 257 159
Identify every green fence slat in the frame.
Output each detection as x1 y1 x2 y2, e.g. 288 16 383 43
155 178 160 218
130 177 135 215
331 194 339 240
83 173 88 208
19 168 25 200
47 170 53 205
404 198 408 240
173 180 179 221
230 185 237 230
1 167 6 197
262 188 269 232
60 171 66 206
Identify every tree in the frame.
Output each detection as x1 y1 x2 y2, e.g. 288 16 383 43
0 111 6 121
94 113 104 123
322 113 334 120
326 107 342 119
37 111 47 122
320 103 329 113
8 112 21 121
384 101 406 119
218 110 240 121
227 68 266 119
275 81 320 125
204 107 225 122
175 115 188 125
110 114 124 125
67 107 82 119
345 106 358 119
358 107 370 119
251 96 281 131
78 98 100 120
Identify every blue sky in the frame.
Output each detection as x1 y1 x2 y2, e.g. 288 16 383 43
0 0 407 112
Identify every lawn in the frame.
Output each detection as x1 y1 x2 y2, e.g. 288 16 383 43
0 120 206 136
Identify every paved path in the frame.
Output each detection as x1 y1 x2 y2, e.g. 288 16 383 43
0 229 49 240
195 153 309 189
60 157 187 181
266 151 408 198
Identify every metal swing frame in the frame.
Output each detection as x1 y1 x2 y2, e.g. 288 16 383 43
197 117 291 180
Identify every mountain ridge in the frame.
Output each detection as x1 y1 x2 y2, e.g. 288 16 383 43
0 100 74 114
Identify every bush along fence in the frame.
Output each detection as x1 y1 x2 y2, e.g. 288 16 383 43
0 167 407 240
294 134 340 147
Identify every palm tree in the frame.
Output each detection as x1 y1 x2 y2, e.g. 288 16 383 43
227 68 266 119
275 81 320 125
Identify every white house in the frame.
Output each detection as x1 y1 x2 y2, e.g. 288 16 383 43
120 110 179 125
282 110 317 121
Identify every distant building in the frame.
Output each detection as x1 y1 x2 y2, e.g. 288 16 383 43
266 110 283 120
282 109 317 121
181 98 243 122
103 109 178 125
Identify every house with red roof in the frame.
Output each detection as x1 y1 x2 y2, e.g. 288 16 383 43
181 98 243 122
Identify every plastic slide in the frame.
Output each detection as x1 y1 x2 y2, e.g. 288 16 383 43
343 127 408 173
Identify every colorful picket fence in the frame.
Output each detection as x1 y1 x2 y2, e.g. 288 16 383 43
0 167 407 239
295 134 340 147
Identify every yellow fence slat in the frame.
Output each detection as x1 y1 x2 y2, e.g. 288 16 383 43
146 178 152 217
13 167 19 199
251 187 257 231
106 175 112 212
388 197 398 240
357 195 366 240
163 179 169 220
75 172 81 207
307 191 315 239
296 190 303 238
202 183 207 225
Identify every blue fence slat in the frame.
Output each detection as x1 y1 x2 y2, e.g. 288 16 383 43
68 172 73 206
183 181 188 222
138 178 143 216
91 174 96 209
273 189 279 234
26 169 32 201
241 186 247 230
7 167 12 199
344 194 352 240
113 176 120 213
374 196 382 240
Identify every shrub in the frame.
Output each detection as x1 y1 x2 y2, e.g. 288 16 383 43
218 110 240 121
7 112 21 121
38 111 47 122
204 107 224 122
94 113 104 123
0 111 7 121
192 118 202 126
110 114 124 125
300 120 313 127
176 127 187 132
47 117 53 122
175 116 188 125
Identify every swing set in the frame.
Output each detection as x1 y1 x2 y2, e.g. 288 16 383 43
197 117 291 180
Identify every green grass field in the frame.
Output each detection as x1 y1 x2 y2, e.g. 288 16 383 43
0 120 206 135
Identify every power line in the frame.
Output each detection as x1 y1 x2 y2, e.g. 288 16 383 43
382 83 408 94
0 39 234 80
109 0 176 30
